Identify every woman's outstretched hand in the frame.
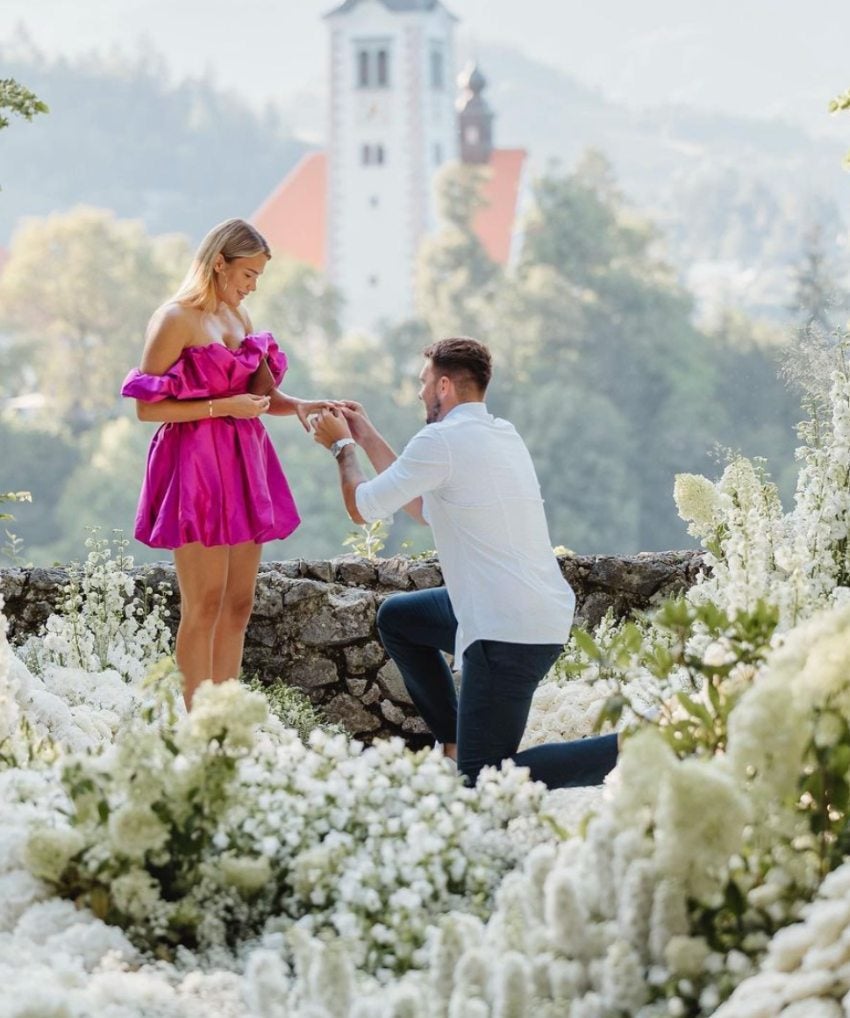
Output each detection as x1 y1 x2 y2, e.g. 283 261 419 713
295 399 344 432
310 406 353 449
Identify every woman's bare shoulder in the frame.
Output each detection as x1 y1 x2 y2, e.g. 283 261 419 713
141 303 198 372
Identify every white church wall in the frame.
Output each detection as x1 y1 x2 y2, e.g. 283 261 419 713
327 0 457 331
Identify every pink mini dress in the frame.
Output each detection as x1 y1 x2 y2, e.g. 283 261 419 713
121 332 300 549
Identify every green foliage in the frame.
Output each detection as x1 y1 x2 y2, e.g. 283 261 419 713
0 489 33 566
0 208 188 428
584 598 779 757
0 78 48 130
0 489 31 522
0 45 304 241
342 519 389 560
829 87 850 167
413 150 804 553
245 676 343 741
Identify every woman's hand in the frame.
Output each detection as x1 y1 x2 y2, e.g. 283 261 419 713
295 399 344 432
215 394 271 419
311 407 353 449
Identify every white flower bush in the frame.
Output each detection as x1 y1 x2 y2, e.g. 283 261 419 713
19 530 173 684
4 344 850 1015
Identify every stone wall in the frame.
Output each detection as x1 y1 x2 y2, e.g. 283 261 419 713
0 551 705 746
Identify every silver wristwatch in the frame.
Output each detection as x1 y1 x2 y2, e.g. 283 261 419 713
330 437 356 459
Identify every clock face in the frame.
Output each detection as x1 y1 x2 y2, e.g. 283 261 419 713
356 97 389 127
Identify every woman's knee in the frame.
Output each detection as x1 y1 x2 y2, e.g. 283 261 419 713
219 593 256 631
180 589 225 628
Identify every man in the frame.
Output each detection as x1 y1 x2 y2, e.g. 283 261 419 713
312 336 618 788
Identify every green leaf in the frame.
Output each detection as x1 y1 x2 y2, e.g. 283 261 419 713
573 628 603 661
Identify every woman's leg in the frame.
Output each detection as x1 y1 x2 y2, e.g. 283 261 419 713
173 542 230 708
211 541 263 683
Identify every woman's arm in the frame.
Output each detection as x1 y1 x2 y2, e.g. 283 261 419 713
267 390 342 431
134 304 270 422
136 394 270 423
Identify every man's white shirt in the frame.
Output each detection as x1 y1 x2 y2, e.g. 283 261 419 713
355 402 575 662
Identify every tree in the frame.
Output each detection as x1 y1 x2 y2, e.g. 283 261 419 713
0 207 188 429
789 224 847 335
829 87 850 166
416 163 502 339
0 77 47 189
0 78 48 130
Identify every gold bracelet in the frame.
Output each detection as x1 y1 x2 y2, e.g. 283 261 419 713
208 400 213 418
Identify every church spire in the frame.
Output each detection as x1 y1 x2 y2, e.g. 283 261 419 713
456 61 494 164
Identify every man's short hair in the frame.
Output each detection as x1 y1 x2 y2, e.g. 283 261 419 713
423 336 492 394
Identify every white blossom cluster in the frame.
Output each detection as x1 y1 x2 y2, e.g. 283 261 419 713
715 862 850 1018
18 673 558 981
678 361 850 631
19 531 173 684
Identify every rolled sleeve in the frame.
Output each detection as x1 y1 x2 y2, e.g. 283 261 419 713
354 429 449 523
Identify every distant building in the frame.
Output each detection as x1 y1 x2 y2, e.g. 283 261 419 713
252 0 526 330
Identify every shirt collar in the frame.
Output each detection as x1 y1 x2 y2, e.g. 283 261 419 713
442 401 489 422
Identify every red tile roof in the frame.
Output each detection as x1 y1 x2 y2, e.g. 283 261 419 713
252 147 525 270
251 152 326 270
473 148 526 265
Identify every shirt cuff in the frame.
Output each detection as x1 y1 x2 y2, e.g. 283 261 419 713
354 481 383 523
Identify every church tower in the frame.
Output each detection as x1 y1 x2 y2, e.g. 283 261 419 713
457 63 494 164
324 0 458 329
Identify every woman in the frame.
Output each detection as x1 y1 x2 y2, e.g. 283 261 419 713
122 218 334 708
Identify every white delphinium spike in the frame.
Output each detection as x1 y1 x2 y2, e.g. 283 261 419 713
544 957 587 1005
490 950 530 1018
487 872 532 954
599 939 648 1014
448 996 489 1018
674 473 722 540
543 868 587 958
429 913 484 1006
648 879 689 964
307 941 355 1018
244 949 291 1018
568 992 605 1018
617 858 656 962
654 759 749 902
448 948 490 1012
382 985 428 1018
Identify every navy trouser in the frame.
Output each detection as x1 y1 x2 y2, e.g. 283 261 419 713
376 587 619 789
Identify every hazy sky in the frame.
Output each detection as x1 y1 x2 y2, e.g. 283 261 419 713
3 0 850 135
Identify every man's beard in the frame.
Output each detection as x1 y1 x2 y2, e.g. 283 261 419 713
425 396 441 424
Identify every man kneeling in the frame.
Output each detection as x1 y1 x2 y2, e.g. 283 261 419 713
312 336 618 789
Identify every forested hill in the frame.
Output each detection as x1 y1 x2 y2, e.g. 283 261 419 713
473 42 849 315
0 42 307 244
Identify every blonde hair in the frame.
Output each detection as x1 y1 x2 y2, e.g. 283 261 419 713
171 218 271 311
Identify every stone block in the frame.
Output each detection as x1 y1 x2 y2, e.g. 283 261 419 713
324 693 381 734
345 677 368 697
335 556 378 586
377 660 413 705
377 556 411 589
299 589 375 646
303 560 334 582
343 641 386 674
289 656 339 689
402 716 430 735
380 699 406 725
408 562 442 589
284 579 329 606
